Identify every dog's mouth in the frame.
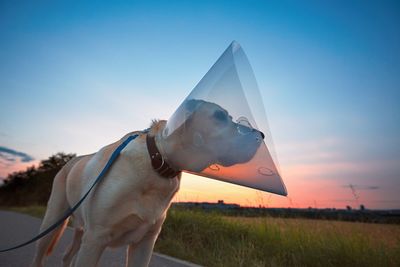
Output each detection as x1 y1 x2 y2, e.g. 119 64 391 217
218 148 257 166
217 132 263 167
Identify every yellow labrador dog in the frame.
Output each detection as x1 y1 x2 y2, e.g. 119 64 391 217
32 100 264 267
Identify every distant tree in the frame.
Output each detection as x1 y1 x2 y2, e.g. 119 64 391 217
26 165 37 177
346 205 352 211
39 152 75 171
360 204 365 211
0 152 76 206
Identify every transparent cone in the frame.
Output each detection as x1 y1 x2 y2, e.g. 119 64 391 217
161 41 287 196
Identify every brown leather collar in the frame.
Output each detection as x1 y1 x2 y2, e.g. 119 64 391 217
146 134 181 179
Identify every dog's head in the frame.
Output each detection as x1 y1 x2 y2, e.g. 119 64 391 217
162 99 264 172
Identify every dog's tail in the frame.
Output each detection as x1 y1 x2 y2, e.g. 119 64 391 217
45 217 69 256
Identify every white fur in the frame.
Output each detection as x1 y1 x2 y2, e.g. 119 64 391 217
32 122 180 267
32 100 263 267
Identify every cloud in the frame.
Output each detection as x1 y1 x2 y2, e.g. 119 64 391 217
342 184 380 190
0 146 34 162
0 147 39 179
364 186 380 190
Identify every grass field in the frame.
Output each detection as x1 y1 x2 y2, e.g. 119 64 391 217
2 206 400 267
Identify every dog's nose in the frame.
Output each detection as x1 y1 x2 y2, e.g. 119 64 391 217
260 131 265 139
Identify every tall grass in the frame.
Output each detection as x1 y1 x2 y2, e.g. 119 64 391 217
156 208 400 267
2 206 399 266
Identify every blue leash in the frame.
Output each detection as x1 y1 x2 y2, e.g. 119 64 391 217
0 133 141 252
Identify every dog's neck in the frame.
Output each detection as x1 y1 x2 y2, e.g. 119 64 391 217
155 133 180 169
150 121 184 171
147 133 180 178
154 122 213 173
146 120 182 178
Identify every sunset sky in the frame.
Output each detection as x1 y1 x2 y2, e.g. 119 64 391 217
1 1 399 209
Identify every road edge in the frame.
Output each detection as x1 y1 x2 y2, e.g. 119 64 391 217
153 252 203 267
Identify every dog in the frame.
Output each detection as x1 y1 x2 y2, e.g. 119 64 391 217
32 99 264 267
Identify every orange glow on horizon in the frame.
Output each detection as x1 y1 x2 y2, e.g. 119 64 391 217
0 157 394 210
176 159 389 209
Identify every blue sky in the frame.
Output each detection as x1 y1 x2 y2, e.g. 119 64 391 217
0 0 399 208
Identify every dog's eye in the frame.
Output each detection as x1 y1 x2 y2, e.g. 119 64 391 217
213 110 227 122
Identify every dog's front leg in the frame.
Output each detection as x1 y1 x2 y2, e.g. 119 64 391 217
125 236 157 267
125 216 165 267
73 232 106 267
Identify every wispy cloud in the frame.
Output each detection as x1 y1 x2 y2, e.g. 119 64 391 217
0 146 34 162
0 147 38 179
342 184 380 190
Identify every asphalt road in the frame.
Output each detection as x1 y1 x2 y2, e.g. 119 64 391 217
0 211 200 267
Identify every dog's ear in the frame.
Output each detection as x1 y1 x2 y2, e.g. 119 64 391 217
185 99 203 113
